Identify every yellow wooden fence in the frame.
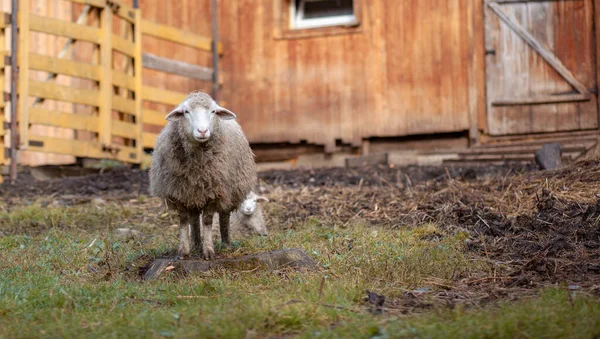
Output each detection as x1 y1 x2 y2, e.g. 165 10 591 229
1 0 221 171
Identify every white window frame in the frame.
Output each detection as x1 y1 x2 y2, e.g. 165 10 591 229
290 0 356 30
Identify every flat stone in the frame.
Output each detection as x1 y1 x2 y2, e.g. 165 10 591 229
143 248 319 280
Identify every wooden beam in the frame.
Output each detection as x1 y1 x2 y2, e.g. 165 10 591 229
63 0 105 8
345 153 389 168
29 53 101 80
18 0 30 149
112 120 137 139
134 8 144 162
141 86 187 106
29 14 101 43
27 136 138 163
112 34 135 57
488 2 590 97
492 93 590 106
466 0 486 144
29 108 100 132
31 5 93 107
142 108 166 126
142 53 213 81
28 80 101 106
112 70 136 91
0 12 10 28
112 96 136 115
140 19 222 53
142 132 157 148
595 0 600 129
99 7 113 146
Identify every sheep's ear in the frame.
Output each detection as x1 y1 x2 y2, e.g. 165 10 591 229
256 196 269 203
215 105 237 120
165 106 184 121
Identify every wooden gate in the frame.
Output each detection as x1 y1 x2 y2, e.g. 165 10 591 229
0 0 221 177
17 0 143 164
484 0 598 136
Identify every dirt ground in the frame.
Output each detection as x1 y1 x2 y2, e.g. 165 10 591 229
1 159 599 308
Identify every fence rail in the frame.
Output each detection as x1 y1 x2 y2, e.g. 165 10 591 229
0 0 222 178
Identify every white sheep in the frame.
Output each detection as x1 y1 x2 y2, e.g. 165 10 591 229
211 191 269 239
149 92 256 259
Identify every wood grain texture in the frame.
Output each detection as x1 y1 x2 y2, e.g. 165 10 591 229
220 0 471 147
485 0 598 136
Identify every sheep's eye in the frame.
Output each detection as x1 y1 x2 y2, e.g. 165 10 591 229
184 110 190 115
211 110 216 114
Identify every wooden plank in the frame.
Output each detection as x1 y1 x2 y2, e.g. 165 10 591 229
142 53 213 81
0 12 5 166
140 19 222 53
27 136 138 163
142 132 158 148
112 34 135 57
18 0 30 149
29 53 101 80
134 9 144 162
142 108 166 126
492 93 590 106
345 153 388 168
31 5 93 107
0 12 10 29
112 120 137 139
596 0 600 126
29 108 99 132
112 70 136 91
63 0 105 8
28 81 100 106
488 2 590 97
141 86 187 106
466 0 485 144
99 7 113 146
65 0 135 23
112 96 136 115
29 14 101 43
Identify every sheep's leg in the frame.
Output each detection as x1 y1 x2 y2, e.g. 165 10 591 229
201 211 215 260
219 211 231 246
177 212 191 259
189 209 201 252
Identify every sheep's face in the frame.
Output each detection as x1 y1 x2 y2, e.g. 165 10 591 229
165 93 236 144
240 192 269 216
240 192 269 236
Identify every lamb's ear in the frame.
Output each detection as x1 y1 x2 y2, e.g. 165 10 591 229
215 105 237 120
256 196 269 203
165 106 184 121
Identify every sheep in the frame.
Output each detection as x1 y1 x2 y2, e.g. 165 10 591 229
211 191 269 239
149 91 257 260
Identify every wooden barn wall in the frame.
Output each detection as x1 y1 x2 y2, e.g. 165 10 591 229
218 0 472 148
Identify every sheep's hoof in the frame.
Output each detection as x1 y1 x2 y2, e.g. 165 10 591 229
203 247 215 260
177 247 191 259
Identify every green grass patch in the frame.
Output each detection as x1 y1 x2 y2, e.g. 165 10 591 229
0 200 598 338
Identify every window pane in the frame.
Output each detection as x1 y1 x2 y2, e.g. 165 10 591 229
302 0 354 19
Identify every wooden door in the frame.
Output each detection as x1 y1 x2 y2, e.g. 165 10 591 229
484 0 598 136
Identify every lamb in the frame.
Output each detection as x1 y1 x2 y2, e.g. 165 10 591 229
149 91 257 260
211 191 269 239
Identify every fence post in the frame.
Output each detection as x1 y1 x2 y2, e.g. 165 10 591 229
211 0 219 100
99 6 113 148
16 0 28 154
133 5 143 162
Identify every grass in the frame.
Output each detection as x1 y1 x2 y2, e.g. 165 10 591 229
0 198 599 338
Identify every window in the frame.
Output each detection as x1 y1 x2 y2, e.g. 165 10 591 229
290 0 357 30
